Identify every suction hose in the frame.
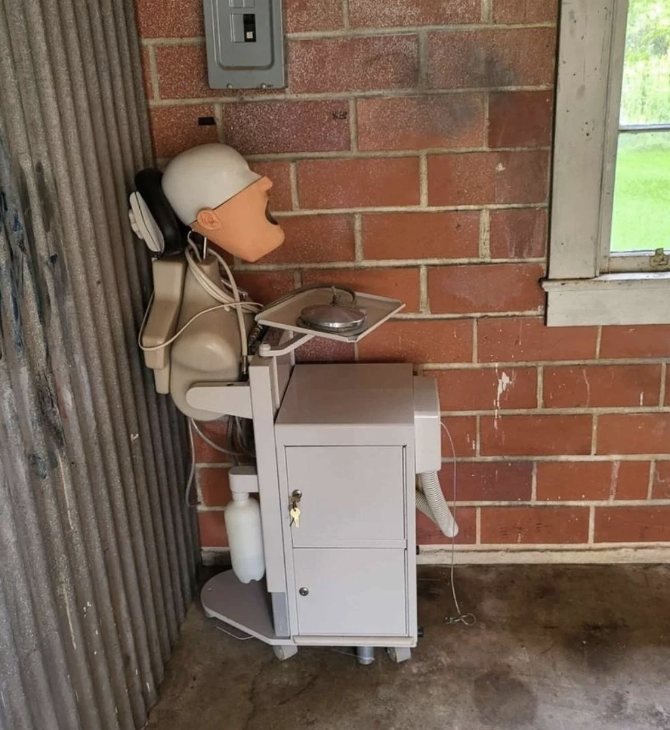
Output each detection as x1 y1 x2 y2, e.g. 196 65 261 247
416 471 458 538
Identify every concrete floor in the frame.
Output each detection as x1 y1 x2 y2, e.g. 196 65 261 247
147 565 670 730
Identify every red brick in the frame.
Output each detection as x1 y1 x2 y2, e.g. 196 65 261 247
488 91 553 148
155 45 216 100
362 212 480 261
429 263 544 314
543 365 662 409
544 365 661 408
135 0 203 38
481 506 589 544
192 419 233 462
249 161 292 211
428 367 537 411
480 415 593 456
536 460 650 501
489 208 548 259
222 100 350 155
417 507 476 545
441 416 477 457
612 461 651 500
199 467 232 507
594 507 670 543
295 338 355 364
428 151 549 206
357 94 485 151
597 414 670 455
427 28 556 89
264 216 355 264
297 157 420 209
600 326 670 359
652 461 670 499
349 0 481 27
358 320 474 364
492 0 558 24
235 271 295 306
478 317 598 363
149 105 219 159
439 461 533 501
302 268 421 313
285 0 344 32
198 511 228 548
289 36 419 94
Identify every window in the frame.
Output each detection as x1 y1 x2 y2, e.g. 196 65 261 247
544 0 670 326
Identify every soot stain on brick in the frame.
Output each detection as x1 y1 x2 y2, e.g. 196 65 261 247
606 690 670 729
474 669 538 728
365 49 419 87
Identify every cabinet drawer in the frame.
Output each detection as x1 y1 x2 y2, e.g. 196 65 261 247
286 446 405 547
293 548 407 637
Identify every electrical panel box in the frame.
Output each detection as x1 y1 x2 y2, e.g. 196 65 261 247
203 0 285 89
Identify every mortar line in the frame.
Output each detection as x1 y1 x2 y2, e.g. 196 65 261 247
419 154 428 207
479 209 491 260
237 256 545 270
472 318 478 363
595 326 603 358
531 461 538 501
475 507 482 544
647 461 656 500
354 213 363 261
588 506 595 544
435 405 670 416
289 162 300 210
348 98 358 152
438 455 670 463
147 85 555 105
147 44 160 102
419 266 429 313
660 361 667 406
591 413 598 455
482 0 493 22
284 21 557 39
267 202 548 215
417 30 428 90
342 0 350 28
214 104 224 143
537 365 544 408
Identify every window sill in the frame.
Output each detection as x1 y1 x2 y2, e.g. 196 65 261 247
543 273 670 326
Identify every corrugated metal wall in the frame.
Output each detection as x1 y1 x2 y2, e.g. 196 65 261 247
0 1 197 728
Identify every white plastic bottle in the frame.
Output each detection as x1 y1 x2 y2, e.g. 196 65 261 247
224 493 265 583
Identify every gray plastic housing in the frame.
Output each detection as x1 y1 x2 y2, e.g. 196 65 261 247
203 0 285 89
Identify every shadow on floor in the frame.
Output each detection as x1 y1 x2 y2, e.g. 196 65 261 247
146 565 670 730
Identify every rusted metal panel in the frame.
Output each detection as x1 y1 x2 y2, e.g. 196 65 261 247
0 1 195 728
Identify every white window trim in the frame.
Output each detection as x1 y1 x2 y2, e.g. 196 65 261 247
544 0 670 326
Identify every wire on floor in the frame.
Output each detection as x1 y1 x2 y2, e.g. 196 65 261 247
440 421 477 627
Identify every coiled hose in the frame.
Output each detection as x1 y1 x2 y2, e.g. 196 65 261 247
416 471 458 538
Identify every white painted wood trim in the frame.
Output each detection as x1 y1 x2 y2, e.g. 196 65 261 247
419 545 670 565
543 273 670 325
550 0 616 280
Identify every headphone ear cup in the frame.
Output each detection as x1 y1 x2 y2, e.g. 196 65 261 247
133 168 188 257
129 192 165 254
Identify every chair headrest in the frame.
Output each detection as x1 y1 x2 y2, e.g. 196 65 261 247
128 168 188 257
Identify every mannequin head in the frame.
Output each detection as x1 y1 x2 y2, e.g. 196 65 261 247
161 143 285 262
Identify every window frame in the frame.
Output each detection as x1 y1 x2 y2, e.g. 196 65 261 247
544 0 670 326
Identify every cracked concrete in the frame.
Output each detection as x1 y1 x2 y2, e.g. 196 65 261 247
146 565 670 730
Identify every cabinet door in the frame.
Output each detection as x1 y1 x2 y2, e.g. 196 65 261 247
293 548 407 636
286 446 405 547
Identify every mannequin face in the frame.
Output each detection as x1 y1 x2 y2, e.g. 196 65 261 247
192 177 285 262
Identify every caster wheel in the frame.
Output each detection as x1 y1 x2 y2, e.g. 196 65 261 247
387 647 411 663
273 645 298 661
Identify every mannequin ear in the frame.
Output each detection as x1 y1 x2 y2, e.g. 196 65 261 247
195 208 221 232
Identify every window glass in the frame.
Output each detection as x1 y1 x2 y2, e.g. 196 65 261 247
611 0 670 253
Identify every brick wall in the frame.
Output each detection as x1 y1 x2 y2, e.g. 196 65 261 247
135 0 670 560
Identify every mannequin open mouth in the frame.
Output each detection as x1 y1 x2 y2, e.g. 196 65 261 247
265 202 278 225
